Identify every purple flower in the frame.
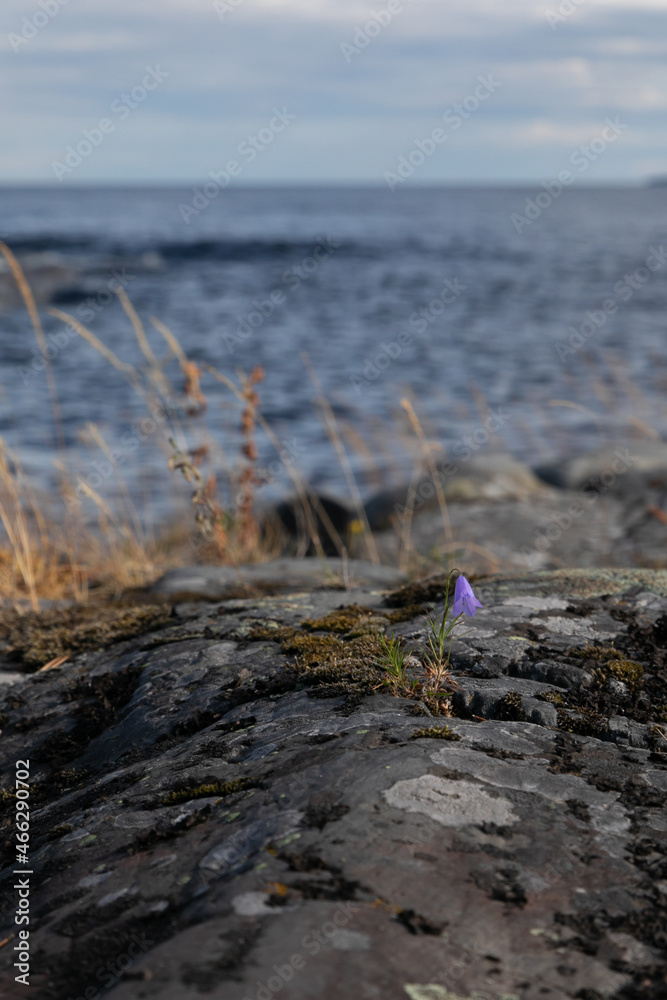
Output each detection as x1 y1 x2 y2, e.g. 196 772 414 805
452 575 482 618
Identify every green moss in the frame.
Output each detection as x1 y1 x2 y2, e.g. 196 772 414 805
300 604 386 634
495 691 526 722
405 704 430 717
250 613 425 706
48 824 74 841
384 575 451 609
647 725 666 752
163 777 259 806
284 630 348 661
557 707 610 737
292 633 386 701
569 644 624 662
56 769 84 789
422 694 454 718
538 690 565 704
594 659 644 691
0 602 170 668
386 605 429 624
0 788 16 804
411 725 461 741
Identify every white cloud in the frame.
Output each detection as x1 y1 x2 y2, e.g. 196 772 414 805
2 0 667 181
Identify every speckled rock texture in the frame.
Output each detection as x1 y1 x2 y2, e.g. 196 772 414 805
1 566 666 1000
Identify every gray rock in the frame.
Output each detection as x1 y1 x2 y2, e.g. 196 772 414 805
151 557 406 598
511 658 593 689
372 489 629 571
364 453 546 530
535 441 667 492
0 568 666 998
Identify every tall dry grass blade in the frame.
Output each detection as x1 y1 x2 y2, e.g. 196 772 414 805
0 242 65 451
85 423 145 543
305 492 345 559
76 480 118 523
547 399 607 441
400 398 453 547
75 478 159 589
436 539 501 572
116 290 172 399
628 416 661 440
0 441 39 609
236 366 264 550
203 362 327 560
150 316 188 369
341 422 383 490
469 382 491 427
398 455 423 573
301 354 379 564
115 287 158 367
47 308 138 382
603 350 660 438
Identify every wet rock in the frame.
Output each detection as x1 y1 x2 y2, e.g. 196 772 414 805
0 565 666 999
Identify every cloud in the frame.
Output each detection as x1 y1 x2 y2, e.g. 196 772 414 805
2 0 667 181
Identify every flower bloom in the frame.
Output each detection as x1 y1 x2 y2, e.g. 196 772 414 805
452 575 483 617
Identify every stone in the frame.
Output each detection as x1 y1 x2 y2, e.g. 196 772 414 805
364 453 546 531
0 564 666 998
383 774 519 827
535 441 667 492
150 557 406 599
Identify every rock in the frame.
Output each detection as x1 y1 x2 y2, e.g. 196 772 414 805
394 491 625 569
364 453 546 530
370 485 667 572
267 495 359 556
534 441 667 492
1 566 666 998
0 669 25 687
150 557 406 599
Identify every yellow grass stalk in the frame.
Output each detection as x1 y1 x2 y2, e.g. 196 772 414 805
150 316 189 369
84 423 145 543
0 242 65 450
115 289 172 399
400 398 453 547
547 399 607 441
0 442 38 609
47 308 138 382
301 354 379 564
116 287 158 367
397 454 424 573
203 362 328 560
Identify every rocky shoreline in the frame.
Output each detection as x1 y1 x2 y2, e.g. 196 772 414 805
269 443 667 573
0 564 666 999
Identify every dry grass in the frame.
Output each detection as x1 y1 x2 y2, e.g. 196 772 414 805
0 438 171 607
2 242 660 612
0 251 387 606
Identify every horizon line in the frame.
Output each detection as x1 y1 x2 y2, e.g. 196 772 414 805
0 179 658 190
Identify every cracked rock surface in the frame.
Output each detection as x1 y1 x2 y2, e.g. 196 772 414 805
1 566 666 999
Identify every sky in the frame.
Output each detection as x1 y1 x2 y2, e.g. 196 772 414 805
2 0 667 184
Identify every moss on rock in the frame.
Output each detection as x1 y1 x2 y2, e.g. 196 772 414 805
411 725 461 741
0 602 170 668
163 777 259 806
300 604 386 634
557 707 610 738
